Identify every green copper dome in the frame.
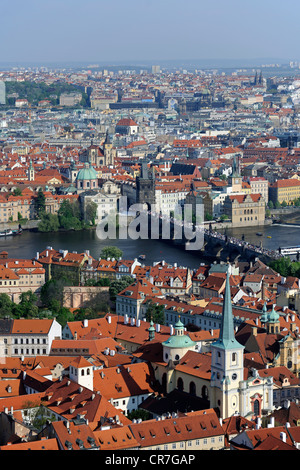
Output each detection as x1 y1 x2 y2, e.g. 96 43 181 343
261 302 268 323
268 305 280 323
162 334 196 349
162 317 196 349
76 163 97 181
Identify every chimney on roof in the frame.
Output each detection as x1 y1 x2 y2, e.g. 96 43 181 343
170 324 174 335
269 416 275 428
280 432 286 443
83 319 88 328
256 417 261 429
156 323 160 332
136 319 141 327
124 314 128 325
36 252 39 260
107 315 111 324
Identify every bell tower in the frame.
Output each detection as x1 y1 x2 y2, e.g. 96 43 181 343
69 356 94 391
28 159 35 181
103 130 114 166
229 155 242 192
210 271 245 419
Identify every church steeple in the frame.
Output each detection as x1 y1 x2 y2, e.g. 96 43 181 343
261 302 268 324
210 270 245 418
28 159 35 181
213 271 244 350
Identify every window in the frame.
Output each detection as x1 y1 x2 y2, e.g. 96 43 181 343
253 399 260 416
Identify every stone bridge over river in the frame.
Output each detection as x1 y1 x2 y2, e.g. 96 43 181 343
143 212 282 264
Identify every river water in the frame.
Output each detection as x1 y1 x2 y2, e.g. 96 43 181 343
0 223 299 268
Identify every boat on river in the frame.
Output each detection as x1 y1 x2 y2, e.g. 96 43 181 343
12 229 23 236
0 229 13 237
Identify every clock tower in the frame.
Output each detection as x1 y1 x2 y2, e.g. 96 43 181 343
229 155 242 192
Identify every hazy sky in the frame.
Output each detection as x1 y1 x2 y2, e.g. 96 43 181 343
1 0 299 64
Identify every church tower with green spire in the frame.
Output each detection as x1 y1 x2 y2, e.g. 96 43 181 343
210 271 245 419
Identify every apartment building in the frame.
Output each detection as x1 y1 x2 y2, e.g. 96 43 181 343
247 177 269 203
269 178 300 205
0 257 45 302
116 279 163 320
129 409 225 450
0 318 61 357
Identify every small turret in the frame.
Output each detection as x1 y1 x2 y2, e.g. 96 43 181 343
148 320 155 341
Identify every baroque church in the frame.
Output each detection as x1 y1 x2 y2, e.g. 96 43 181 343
79 131 115 167
137 271 275 421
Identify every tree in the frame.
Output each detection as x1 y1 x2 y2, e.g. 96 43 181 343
38 213 59 232
0 293 13 318
127 409 150 421
281 200 287 208
268 200 274 209
13 291 38 318
80 291 110 317
13 187 22 196
35 188 46 216
85 201 98 225
294 198 300 207
145 299 165 325
40 277 71 311
269 257 292 277
109 276 133 301
55 307 74 328
58 200 82 230
100 246 123 260
84 277 111 287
